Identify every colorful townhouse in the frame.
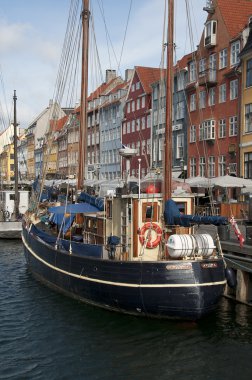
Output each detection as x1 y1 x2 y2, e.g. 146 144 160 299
122 66 161 179
99 81 129 181
87 70 125 181
240 20 252 178
186 0 252 178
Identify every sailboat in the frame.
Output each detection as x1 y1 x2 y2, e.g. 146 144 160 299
0 90 29 238
22 0 229 319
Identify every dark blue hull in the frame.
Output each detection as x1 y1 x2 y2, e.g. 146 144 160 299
22 225 226 320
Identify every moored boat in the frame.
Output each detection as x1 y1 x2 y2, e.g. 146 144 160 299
22 0 228 320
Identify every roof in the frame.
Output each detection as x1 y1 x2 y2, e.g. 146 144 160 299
87 77 121 101
215 0 252 39
135 66 165 94
240 22 252 57
49 115 68 133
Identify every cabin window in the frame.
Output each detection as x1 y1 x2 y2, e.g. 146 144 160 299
176 202 187 214
10 194 15 201
142 202 158 222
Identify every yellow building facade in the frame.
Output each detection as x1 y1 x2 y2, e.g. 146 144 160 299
0 144 14 182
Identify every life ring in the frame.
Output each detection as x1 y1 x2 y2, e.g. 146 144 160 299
139 222 162 249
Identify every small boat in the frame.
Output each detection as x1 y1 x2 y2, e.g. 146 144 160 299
0 91 29 239
22 0 228 320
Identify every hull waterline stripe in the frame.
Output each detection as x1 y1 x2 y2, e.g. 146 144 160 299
22 234 227 288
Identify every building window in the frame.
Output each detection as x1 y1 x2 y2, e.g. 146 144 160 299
190 93 196 111
209 54 217 81
208 87 215 106
199 90 206 109
132 101 135 112
246 59 252 88
208 156 215 177
136 81 140 90
202 119 215 140
190 125 196 143
176 101 185 119
245 103 252 133
127 102 130 113
190 157 196 177
229 116 238 136
219 84 226 103
127 122 130 134
230 40 240 66
132 120 135 132
219 48 227 69
244 152 252 178
204 20 217 47
142 116 146 129
199 157 205 177
177 73 185 91
218 155 226 176
176 134 184 159
219 119 226 138
230 79 238 100
189 61 196 82
229 163 237 176
142 96 145 108
136 98 140 110
199 58 206 77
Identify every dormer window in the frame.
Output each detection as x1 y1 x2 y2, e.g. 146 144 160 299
204 20 217 47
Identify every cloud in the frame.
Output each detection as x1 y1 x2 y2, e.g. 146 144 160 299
0 19 32 53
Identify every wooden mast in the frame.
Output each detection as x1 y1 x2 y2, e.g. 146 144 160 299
77 0 90 190
164 0 174 201
13 90 19 219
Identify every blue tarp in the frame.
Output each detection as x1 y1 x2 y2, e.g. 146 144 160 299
164 199 228 226
78 192 104 211
49 212 75 234
48 202 100 214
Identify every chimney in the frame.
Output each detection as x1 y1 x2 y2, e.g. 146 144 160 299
106 69 116 83
125 69 134 82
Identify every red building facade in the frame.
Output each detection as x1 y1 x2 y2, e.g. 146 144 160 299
186 0 252 178
122 66 162 179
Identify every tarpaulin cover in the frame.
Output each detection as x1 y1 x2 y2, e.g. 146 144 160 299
78 192 104 211
164 199 228 226
48 202 100 214
49 212 75 234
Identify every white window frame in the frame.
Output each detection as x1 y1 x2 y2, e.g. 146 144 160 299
230 79 238 100
230 40 240 66
245 104 252 133
190 125 196 143
190 93 196 111
229 116 238 136
176 134 184 159
218 119 226 138
219 83 226 103
219 48 227 69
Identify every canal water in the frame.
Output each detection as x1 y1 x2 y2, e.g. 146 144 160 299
1 240 252 380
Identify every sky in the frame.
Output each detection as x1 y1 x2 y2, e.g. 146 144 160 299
0 0 207 129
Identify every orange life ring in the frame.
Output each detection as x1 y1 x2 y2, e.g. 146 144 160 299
139 222 162 249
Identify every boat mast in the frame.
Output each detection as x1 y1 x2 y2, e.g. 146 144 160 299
77 0 90 190
164 0 174 200
13 90 19 219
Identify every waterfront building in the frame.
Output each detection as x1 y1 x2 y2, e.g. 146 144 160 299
87 70 124 181
239 21 252 179
99 82 128 180
17 133 28 181
151 54 190 178
186 0 252 178
122 66 161 178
